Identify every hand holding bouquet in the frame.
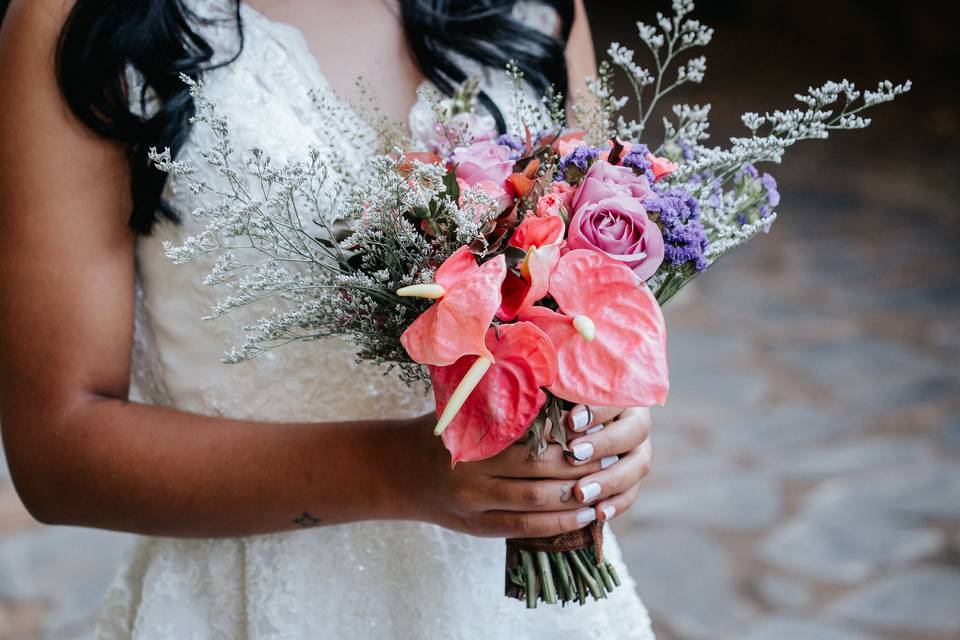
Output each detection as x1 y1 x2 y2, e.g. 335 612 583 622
152 0 908 608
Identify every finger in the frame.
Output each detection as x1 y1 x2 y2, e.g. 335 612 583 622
573 441 652 505
565 404 623 433
594 480 643 523
484 477 586 512
480 442 603 479
565 408 651 466
479 505 598 538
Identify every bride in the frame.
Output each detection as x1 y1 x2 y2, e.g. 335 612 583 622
0 0 657 637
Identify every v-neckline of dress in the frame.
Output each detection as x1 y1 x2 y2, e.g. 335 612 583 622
238 2 428 127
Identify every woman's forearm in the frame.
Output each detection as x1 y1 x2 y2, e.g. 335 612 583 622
3 396 417 537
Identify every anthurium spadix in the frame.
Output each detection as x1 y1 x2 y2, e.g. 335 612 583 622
520 249 669 407
429 322 559 464
398 246 506 366
398 246 507 436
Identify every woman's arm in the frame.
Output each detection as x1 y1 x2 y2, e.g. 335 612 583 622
565 0 598 104
0 0 413 538
0 0 645 540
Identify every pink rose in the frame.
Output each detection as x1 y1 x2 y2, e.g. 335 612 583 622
458 177 513 214
550 180 575 200
453 141 515 187
409 99 497 154
474 180 514 212
646 153 678 182
534 192 568 219
566 196 664 280
556 137 587 158
570 161 653 214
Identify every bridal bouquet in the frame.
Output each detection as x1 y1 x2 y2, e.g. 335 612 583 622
153 0 908 608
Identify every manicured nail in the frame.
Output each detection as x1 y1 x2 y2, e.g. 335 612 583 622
601 505 616 521
586 423 604 434
579 482 601 503
572 442 594 462
571 406 590 431
576 508 597 524
600 455 619 470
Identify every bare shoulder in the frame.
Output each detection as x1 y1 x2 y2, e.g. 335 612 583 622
0 0 130 235
0 0 135 406
565 0 597 98
0 0 81 132
0 0 73 50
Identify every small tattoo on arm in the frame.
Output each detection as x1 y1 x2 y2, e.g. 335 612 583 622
293 512 322 528
560 483 574 503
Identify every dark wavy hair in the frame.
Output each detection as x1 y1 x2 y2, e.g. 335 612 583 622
0 0 573 234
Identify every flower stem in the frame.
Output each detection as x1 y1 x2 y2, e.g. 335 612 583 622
569 548 603 600
607 560 622 587
535 551 558 604
549 552 570 601
520 549 538 609
597 556 616 592
582 549 608 598
572 563 587 605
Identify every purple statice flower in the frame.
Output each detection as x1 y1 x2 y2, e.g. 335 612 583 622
677 139 696 161
496 130 556 160
735 164 760 181
759 172 780 216
734 164 780 226
496 133 525 161
621 144 656 184
687 170 723 209
644 189 709 272
558 145 600 180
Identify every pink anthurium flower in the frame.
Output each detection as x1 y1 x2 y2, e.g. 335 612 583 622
497 216 565 321
430 322 559 464
399 246 506 366
519 249 669 407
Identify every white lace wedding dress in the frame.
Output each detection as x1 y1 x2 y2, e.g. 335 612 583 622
95 2 655 638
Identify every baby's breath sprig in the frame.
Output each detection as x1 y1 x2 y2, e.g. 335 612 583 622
151 75 496 384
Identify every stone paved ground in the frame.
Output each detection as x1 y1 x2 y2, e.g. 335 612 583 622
612 145 960 639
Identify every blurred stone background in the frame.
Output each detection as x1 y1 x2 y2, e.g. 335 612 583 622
593 1 960 639
1 1 958 638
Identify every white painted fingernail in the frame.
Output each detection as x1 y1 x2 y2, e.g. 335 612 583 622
572 442 594 462
576 508 597 524
601 505 616 520
571 407 590 431
600 455 619 470
586 423 604 434
580 482 601 503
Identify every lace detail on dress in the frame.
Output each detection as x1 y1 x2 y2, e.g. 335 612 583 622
97 2 655 638
128 282 172 407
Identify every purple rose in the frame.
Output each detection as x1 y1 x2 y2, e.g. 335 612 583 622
567 196 665 280
453 141 515 187
569 160 653 215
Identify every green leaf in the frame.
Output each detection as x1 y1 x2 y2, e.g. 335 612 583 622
443 169 460 202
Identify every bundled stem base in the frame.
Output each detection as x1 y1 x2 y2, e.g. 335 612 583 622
505 522 621 607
